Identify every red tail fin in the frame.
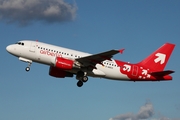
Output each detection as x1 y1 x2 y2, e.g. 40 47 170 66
138 43 175 71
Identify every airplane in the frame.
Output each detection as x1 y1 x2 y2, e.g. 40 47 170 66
6 40 175 87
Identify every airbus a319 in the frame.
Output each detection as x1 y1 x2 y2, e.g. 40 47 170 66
6 40 175 87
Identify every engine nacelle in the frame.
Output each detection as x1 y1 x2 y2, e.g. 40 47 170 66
49 66 73 78
54 57 74 70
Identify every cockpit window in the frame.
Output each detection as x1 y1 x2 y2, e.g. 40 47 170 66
15 42 24 46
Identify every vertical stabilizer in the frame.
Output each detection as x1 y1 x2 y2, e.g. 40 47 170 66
138 43 175 71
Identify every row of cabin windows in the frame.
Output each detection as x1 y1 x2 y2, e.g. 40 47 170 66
38 46 81 58
103 62 118 67
37 46 118 67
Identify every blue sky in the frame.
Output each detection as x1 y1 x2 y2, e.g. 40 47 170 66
0 0 180 120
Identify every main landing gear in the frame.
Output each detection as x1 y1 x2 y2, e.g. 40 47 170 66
76 71 88 87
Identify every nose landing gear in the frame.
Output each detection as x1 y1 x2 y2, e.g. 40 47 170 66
25 62 32 72
18 57 32 72
25 67 30 71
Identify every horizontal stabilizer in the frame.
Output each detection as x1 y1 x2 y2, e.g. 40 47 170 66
150 70 174 76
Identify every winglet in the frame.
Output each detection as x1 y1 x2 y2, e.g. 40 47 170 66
119 49 125 54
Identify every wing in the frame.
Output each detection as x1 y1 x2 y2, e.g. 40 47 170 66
76 49 124 68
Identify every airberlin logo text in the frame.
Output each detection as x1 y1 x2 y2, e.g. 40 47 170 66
40 50 62 57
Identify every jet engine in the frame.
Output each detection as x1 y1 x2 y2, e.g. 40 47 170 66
49 66 73 78
53 57 74 70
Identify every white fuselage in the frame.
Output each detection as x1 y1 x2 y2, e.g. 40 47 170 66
6 40 129 80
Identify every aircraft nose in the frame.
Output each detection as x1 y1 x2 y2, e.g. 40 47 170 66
6 45 12 53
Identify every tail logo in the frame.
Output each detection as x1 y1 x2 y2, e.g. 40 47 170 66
154 53 166 64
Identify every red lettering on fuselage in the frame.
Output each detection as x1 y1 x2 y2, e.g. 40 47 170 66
40 50 62 57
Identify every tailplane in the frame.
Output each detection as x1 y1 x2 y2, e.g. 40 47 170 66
138 43 175 71
150 70 174 76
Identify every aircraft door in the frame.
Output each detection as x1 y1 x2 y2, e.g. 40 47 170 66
29 42 36 53
132 65 138 76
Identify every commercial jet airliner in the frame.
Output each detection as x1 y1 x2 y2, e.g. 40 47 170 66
6 40 175 87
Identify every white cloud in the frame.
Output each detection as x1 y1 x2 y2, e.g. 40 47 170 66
109 101 180 120
0 0 77 25
44 5 60 16
137 102 154 119
109 102 154 120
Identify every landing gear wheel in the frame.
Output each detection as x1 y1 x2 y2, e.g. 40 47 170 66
25 62 32 72
77 81 83 87
25 67 30 72
82 76 88 82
